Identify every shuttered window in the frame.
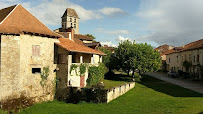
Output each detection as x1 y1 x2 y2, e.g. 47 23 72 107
32 45 40 56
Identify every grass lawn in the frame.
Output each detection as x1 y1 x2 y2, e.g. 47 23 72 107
4 73 203 114
0 110 6 114
103 79 127 89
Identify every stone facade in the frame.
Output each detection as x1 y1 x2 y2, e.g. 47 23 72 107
0 34 58 103
61 10 79 34
166 48 203 79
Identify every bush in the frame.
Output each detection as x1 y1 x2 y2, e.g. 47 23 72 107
87 63 107 86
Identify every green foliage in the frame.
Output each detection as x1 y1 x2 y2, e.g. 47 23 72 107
87 63 107 86
183 60 192 72
85 34 96 39
113 40 161 76
70 64 78 76
40 66 49 87
98 47 112 67
79 63 87 76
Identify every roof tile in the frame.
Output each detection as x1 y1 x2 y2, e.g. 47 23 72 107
55 38 105 55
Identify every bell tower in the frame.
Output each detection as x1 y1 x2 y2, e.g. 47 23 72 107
61 8 79 34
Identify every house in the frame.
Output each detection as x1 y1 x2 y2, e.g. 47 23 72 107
0 4 105 104
166 39 203 79
155 44 175 71
0 4 60 102
155 44 174 54
55 28 105 89
102 45 115 53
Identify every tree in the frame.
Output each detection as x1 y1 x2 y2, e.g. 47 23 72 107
113 40 161 78
99 47 118 72
85 34 96 39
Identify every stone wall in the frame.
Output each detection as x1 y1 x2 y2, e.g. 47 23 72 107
0 35 21 101
107 82 135 103
55 82 135 103
0 34 58 103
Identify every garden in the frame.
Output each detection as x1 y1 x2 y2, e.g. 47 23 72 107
1 73 202 113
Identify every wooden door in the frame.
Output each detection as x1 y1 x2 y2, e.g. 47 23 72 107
80 75 85 87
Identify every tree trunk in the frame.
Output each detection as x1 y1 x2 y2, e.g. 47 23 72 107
132 68 135 81
138 69 141 76
127 69 130 76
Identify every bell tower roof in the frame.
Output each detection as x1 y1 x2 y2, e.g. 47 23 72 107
62 8 79 18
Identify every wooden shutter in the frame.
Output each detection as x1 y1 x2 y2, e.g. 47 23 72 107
32 45 40 56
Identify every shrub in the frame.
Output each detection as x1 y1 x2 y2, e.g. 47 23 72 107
70 64 78 76
79 63 87 76
87 63 107 86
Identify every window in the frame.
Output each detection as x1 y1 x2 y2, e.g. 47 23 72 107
32 68 41 73
32 45 40 56
54 44 58 64
71 23 73 27
58 54 66 64
70 18 72 22
194 56 195 62
197 55 199 62
74 19 76 23
169 58 170 63
74 24 76 28
177 56 178 62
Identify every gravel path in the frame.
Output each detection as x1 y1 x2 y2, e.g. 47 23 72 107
145 72 203 94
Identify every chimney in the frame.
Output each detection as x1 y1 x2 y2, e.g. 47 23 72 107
66 27 74 40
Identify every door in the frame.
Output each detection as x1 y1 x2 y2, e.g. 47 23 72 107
80 75 85 87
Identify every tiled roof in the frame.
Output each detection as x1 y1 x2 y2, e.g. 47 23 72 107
0 4 60 38
74 34 93 40
155 44 173 54
57 32 84 45
164 39 203 55
55 38 105 55
0 5 16 23
161 49 176 56
84 42 101 47
180 39 203 51
62 8 79 18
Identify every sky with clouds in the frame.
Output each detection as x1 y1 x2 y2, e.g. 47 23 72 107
1 0 203 47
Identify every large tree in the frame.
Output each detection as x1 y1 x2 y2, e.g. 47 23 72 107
113 40 161 77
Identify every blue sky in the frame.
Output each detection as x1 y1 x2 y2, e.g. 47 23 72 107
1 0 203 47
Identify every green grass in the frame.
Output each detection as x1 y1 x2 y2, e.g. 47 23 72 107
15 74 203 113
103 79 127 89
0 110 6 114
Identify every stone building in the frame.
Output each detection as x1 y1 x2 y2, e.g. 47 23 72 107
0 4 61 102
54 8 80 34
0 4 105 104
166 39 203 79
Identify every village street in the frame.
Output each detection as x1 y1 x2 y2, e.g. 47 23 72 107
145 72 203 94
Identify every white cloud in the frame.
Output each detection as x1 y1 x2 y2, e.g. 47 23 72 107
100 41 117 47
0 0 127 26
136 0 203 46
97 28 129 34
99 7 127 17
115 35 132 42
